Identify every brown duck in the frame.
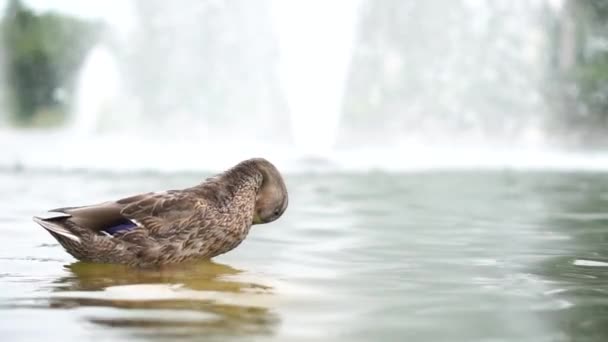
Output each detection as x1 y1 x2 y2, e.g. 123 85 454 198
33 158 288 268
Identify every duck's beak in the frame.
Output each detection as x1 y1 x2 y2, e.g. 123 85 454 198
252 213 263 225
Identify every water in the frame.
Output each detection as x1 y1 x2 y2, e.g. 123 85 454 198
71 45 122 134
80 0 289 144
3 1 608 340
0 0 579 175
1 169 608 341
271 0 360 154
339 0 551 148
63 0 356 154
61 1 558 158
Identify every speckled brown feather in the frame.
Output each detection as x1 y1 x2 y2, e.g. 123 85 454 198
33 158 285 268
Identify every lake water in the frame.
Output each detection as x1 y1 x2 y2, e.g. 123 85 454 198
1 169 608 341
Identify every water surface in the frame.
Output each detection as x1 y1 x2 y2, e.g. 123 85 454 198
1 170 608 341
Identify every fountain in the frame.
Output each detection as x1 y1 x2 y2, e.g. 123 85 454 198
6 0 608 172
71 44 122 135
73 1 550 152
64 0 361 157
107 0 289 144
338 0 552 150
270 0 361 156
29 0 295 172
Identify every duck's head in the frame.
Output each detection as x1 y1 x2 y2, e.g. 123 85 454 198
250 158 288 225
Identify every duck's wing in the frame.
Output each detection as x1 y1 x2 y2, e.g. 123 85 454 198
43 190 205 238
48 201 129 232
118 190 207 235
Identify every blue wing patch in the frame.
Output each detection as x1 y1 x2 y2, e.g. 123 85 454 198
104 221 137 235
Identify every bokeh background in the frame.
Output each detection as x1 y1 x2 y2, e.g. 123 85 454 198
1 0 608 171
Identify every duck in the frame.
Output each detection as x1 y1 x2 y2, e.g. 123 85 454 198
32 158 288 268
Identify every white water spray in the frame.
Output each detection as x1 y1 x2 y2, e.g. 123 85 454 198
3 0 608 173
270 0 360 156
71 45 121 135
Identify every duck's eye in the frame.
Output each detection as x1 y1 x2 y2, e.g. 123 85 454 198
274 209 280 216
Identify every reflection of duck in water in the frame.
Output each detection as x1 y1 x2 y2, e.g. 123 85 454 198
56 260 271 293
33 158 288 267
49 260 279 336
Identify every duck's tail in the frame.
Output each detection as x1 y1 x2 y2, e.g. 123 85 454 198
32 212 96 263
33 209 144 264
33 213 82 243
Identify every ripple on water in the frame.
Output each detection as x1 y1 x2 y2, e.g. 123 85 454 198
2 171 608 341
573 259 608 267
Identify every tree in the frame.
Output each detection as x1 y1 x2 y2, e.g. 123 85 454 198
1 0 101 124
548 0 608 146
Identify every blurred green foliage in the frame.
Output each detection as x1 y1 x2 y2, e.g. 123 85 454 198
1 0 100 125
574 0 608 118
549 0 608 144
